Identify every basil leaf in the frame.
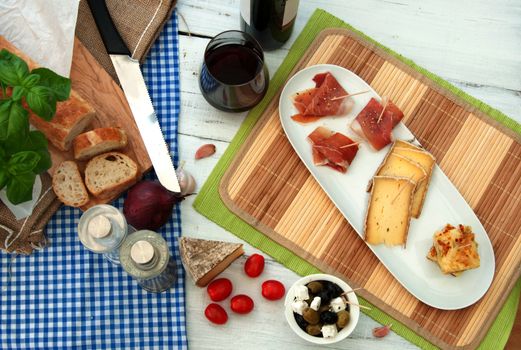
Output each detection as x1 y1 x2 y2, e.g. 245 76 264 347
0 49 29 86
11 85 27 101
22 73 40 89
0 99 12 140
7 151 40 175
0 144 6 160
26 86 56 121
0 168 8 190
6 172 35 204
31 67 71 101
20 131 51 173
0 99 29 141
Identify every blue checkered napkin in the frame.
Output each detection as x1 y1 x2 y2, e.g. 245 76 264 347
0 11 187 350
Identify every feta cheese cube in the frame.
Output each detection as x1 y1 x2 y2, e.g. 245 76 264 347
291 300 308 315
321 324 338 338
310 296 321 311
293 285 309 301
330 297 346 312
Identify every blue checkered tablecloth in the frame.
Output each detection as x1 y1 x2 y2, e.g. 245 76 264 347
0 11 187 350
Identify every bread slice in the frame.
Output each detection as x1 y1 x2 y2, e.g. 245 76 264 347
73 127 128 160
368 152 427 192
178 237 244 287
52 161 89 207
84 152 138 198
392 147 435 217
364 176 415 247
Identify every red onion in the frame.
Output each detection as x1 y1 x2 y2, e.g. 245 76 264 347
123 181 182 231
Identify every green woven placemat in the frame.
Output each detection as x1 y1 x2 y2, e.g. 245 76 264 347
193 9 521 349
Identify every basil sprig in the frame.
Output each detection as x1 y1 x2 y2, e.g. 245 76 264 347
0 49 70 204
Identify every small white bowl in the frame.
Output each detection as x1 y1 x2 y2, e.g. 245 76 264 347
284 274 360 345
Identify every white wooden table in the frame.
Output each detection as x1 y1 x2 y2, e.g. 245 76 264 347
175 1 521 349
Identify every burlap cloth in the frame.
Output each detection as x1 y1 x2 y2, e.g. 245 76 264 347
0 0 176 255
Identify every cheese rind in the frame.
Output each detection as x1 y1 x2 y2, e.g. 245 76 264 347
392 146 436 218
364 176 415 246
370 152 427 191
178 237 244 287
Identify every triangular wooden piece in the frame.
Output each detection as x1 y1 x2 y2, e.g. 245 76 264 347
178 237 244 287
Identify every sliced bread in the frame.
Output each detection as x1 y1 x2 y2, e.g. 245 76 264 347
84 152 138 198
52 161 89 207
73 127 128 160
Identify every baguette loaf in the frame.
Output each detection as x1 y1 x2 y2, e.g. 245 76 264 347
29 90 95 151
52 161 89 207
0 35 95 152
73 127 128 160
85 152 138 198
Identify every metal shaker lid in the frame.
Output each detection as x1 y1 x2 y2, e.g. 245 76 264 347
130 240 155 264
88 214 112 238
77 204 127 253
119 230 170 279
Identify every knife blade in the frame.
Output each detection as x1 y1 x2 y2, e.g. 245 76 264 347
87 0 181 193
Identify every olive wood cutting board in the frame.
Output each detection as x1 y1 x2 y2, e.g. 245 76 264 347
0 36 152 209
220 28 521 350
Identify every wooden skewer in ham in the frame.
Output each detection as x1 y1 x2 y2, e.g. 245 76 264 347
330 90 370 101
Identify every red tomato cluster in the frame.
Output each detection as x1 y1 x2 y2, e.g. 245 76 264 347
203 254 285 326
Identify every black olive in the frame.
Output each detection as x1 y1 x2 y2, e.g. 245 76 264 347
320 311 338 325
294 313 308 331
318 290 333 305
330 283 344 298
322 281 343 299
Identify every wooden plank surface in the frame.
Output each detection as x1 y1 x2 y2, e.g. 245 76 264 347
176 1 521 349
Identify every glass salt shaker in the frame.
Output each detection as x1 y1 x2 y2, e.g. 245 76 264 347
119 230 177 293
78 204 133 265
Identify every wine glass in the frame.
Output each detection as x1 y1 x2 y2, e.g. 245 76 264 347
199 30 269 112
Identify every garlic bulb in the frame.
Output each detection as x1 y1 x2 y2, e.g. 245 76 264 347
175 168 196 196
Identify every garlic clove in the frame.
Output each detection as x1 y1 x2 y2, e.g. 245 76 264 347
176 167 196 196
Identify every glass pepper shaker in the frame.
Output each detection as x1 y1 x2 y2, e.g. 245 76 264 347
77 204 133 265
119 230 177 293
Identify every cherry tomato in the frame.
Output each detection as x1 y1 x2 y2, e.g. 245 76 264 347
205 303 228 325
261 280 286 300
244 254 265 278
230 294 254 314
207 278 233 302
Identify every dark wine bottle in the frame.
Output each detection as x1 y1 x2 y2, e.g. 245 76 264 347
240 0 299 50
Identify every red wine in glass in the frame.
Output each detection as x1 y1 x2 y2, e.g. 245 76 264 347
200 30 269 112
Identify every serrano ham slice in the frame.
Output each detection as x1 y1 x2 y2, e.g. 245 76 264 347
350 97 404 150
307 127 359 173
291 72 354 123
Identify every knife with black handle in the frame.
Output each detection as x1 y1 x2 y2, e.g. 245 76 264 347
87 0 181 194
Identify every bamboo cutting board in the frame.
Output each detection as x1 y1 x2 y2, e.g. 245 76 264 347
0 36 152 208
220 29 521 350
